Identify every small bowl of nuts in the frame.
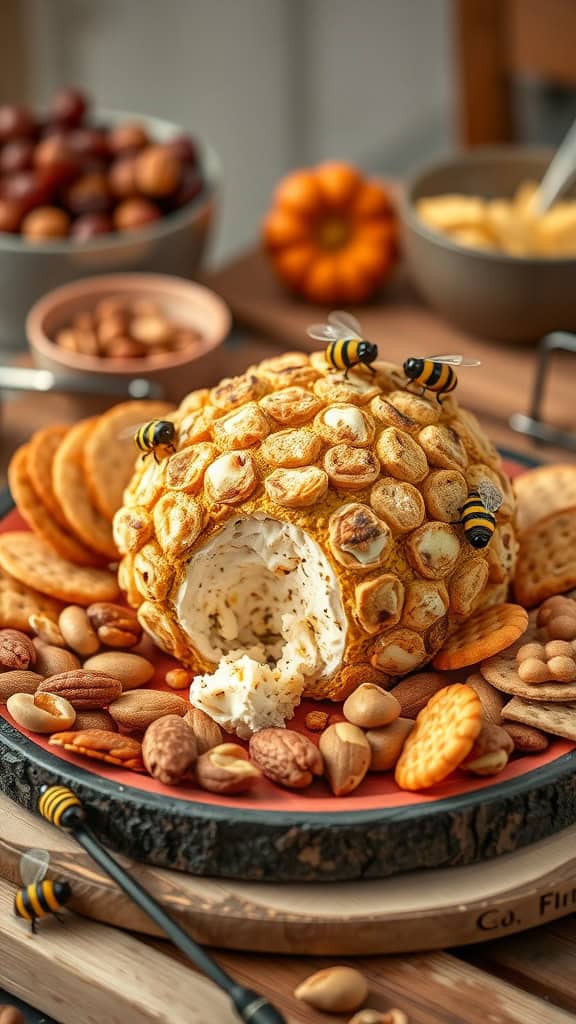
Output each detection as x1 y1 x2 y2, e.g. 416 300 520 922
26 272 231 402
0 87 220 350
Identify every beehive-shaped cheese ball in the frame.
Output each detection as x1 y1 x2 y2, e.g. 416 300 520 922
114 351 517 737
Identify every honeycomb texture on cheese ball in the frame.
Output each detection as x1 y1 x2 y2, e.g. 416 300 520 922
114 351 518 700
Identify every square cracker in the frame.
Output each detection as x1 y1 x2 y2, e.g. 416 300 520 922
514 507 576 608
502 697 576 741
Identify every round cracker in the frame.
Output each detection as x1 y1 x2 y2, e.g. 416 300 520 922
480 654 576 702
27 424 70 529
0 566 64 631
8 445 103 567
52 418 118 560
514 464 576 534
395 683 482 790
84 400 174 521
433 603 529 670
0 532 120 605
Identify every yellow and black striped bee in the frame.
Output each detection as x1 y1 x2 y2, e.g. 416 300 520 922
14 847 71 933
456 479 503 549
403 354 481 402
307 311 378 378
134 419 176 462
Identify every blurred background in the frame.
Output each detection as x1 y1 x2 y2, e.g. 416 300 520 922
5 0 576 263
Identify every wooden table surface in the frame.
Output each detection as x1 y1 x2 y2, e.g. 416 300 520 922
2 246 576 1023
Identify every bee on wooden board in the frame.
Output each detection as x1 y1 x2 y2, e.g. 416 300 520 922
132 419 177 462
455 479 503 549
403 354 481 402
14 846 71 934
307 311 379 377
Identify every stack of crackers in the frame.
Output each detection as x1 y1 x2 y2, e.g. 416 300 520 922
1 400 172 622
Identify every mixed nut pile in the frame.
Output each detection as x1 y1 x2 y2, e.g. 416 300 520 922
53 295 203 362
0 87 202 241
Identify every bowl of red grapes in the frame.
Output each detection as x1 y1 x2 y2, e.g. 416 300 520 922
0 87 219 350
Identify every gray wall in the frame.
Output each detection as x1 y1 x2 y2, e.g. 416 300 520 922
25 0 454 261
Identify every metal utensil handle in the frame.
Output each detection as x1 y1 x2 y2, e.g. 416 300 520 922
537 116 576 213
0 365 164 399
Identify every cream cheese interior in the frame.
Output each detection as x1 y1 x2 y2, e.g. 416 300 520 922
176 515 347 737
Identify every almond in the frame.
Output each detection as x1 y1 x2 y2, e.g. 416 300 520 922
0 670 44 703
142 715 197 784
465 672 505 724
183 706 223 754
83 651 154 690
0 629 36 670
366 718 414 772
74 709 117 732
389 671 446 718
32 639 81 677
502 722 549 753
36 670 122 709
109 689 188 731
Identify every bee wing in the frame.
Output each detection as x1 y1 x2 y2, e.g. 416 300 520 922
328 310 363 335
20 847 50 886
478 479 503 513
426 354 482 366
306 323 339 342
118 421 146 440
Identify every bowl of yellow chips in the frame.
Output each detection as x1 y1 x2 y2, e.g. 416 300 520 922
401 147 576 343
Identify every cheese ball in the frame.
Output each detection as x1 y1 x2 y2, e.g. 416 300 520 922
114 351 517 737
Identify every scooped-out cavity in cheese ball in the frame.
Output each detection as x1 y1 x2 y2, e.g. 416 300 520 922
114 349 518 738
177 515 346 737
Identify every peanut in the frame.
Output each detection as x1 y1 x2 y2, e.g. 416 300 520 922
294 966 368 1013
83 651 154 690
366 718 414 772
7 691 76 733
32 640 81 677
58 606 99 657
518 657 550 684
343 683 401 729
547 655 576 682
195 743 261 794
28 613 66 646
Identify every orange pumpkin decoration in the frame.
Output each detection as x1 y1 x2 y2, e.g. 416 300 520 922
262 161 398 304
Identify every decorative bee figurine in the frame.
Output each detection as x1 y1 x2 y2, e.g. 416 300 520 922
307 311 379 378
456 480 503 549
14 847 71 934
133 419 176 462
403 354 481 402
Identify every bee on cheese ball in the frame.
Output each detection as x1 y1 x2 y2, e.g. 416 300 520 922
455 479 503 549
133 419 176 462
307 311 379 378
403 353 480 402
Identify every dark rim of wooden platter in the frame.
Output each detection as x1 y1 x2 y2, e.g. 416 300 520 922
4 463 575 884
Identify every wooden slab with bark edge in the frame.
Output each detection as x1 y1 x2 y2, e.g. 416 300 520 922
5 790 576 960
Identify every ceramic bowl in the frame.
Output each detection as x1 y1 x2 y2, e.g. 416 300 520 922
401 146 576 344
0 109 220 351
27 272 231 403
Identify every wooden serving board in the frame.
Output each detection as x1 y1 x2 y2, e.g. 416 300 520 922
5 790 576 958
